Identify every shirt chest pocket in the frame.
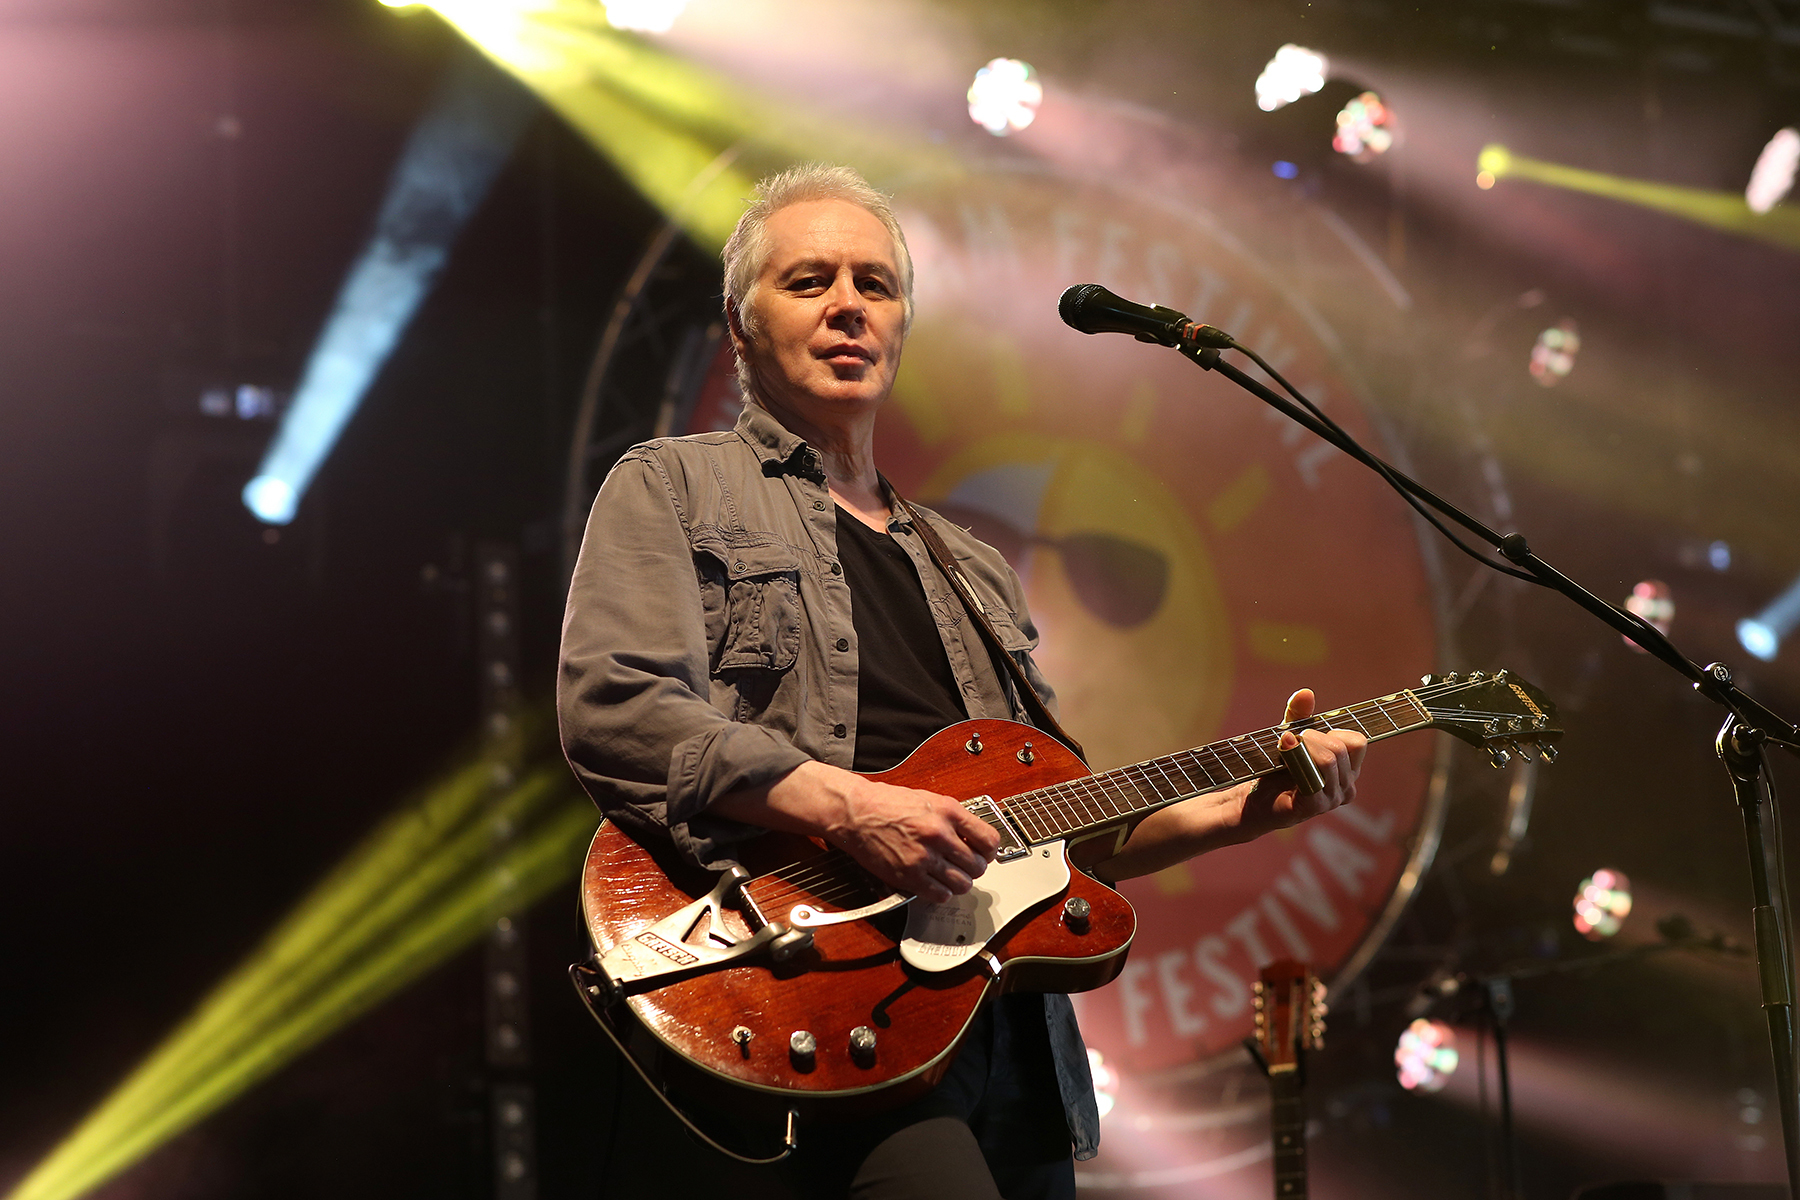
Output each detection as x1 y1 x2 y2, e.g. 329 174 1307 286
700 542 804 673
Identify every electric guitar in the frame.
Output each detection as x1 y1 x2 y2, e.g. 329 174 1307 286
1252 959 1326 1198
572 670 1558 1123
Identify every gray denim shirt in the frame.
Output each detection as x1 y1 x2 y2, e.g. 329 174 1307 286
557 403 1100 1160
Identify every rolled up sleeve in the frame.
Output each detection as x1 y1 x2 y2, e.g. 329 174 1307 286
557 450 809 867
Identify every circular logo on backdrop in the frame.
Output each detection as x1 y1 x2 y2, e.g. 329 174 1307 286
689 168 1438 1084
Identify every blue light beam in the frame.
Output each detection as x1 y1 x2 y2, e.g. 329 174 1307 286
1738 572 1800 662
244 54 535 524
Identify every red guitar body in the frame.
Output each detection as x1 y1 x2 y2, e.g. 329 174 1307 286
579 719 1135 1119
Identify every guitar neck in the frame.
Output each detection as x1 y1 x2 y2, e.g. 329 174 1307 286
1269 1068 1308 1199
998 689 1433 845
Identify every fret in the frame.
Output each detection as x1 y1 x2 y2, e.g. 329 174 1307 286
1180 751 1222 791
1197 744 1236 787
1115 767 1158 812
1223 736 1260 778
1007 800 1049 844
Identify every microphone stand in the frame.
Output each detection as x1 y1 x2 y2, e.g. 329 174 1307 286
1176 340 1800 1198
1429 921 1748 1200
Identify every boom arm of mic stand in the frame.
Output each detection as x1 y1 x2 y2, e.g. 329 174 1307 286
1180 344 1800 754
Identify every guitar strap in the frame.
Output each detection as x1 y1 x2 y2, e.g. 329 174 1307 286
887 483 1086 763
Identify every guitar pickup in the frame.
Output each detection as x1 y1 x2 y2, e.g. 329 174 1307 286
966 796 1031 862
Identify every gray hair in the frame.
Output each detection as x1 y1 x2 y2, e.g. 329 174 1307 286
721 164 915 399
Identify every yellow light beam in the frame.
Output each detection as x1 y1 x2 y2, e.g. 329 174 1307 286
422 0 965 252
5 765 596 1200
43 768 568 1150
1479 143 1800 253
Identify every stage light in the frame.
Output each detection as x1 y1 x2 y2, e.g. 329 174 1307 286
1477 170 1496 190
601 0 686 33
3 752 595 1200
1088 1048 1121 1120
1573 868 1632 940
1746 128 1800 214
1395 1018 1458 1092
1621 580 1674 653
1738 573 1800 661
1272 160 1299 179
967 57 1042 137
242 56 533 525
1255 44 1328 112
1332 91 1393 162
1475 142 1800 252
1711 540 1732 572
1528 318 1580 386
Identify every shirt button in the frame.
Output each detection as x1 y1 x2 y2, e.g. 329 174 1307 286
835 638 849 651
833 723 848 738
813 500 826 511
830 562 842 575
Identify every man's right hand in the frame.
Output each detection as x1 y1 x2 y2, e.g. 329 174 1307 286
715 761 1001 904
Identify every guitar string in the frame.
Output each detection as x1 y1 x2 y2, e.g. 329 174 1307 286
739 679 1549 911
1004 692 1436 838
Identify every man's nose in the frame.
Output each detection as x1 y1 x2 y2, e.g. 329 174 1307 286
823 273 864 321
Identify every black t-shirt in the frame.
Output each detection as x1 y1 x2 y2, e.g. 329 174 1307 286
835 509 969 773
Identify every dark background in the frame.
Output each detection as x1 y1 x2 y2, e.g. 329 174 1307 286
4 1 1800 1197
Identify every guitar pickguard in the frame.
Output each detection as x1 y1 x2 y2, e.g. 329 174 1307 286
900 840 1069 971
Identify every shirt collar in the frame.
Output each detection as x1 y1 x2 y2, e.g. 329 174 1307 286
734 403 824 481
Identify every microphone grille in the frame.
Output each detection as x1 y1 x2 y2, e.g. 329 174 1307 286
1058 283 1106 331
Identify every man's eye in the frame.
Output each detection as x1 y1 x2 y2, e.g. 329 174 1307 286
860 279 892 295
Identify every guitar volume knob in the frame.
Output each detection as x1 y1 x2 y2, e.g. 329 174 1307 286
789 1030 817 1068
1063 896 1091 932
849 1026 877 1065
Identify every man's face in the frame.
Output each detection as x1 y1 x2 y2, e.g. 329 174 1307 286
734 198 907 427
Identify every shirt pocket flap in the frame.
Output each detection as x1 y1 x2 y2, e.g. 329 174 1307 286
698 541 804 672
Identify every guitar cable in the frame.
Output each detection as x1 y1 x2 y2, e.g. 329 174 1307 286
569 962 799 1166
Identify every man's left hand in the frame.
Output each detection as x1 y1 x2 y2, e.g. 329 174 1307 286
1089 687 1367 884
1233 687 1366 839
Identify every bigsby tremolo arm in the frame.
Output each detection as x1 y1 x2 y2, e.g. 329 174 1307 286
593 866 814 1001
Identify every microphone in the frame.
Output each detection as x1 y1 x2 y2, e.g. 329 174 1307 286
1058 284 1236 350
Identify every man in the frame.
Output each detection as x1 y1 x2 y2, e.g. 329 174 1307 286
558 164 1366 1199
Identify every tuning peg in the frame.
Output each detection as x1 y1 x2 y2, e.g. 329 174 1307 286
1513 741 1538 761
1421 673 1439 685
1444 671 1461 683
1540 744 1559 764
1467 670 1487 681
1488 747 1512 768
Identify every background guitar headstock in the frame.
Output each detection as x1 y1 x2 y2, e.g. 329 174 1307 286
1254 959 1326 1072
1416 669 1562 769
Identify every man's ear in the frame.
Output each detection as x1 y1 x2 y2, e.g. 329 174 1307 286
724 299 750 354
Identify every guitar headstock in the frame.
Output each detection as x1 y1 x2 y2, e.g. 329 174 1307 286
1254 959 1325 1071
1416 669 1562 768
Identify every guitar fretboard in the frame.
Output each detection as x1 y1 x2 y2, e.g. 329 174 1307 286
1000 691 1431 844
